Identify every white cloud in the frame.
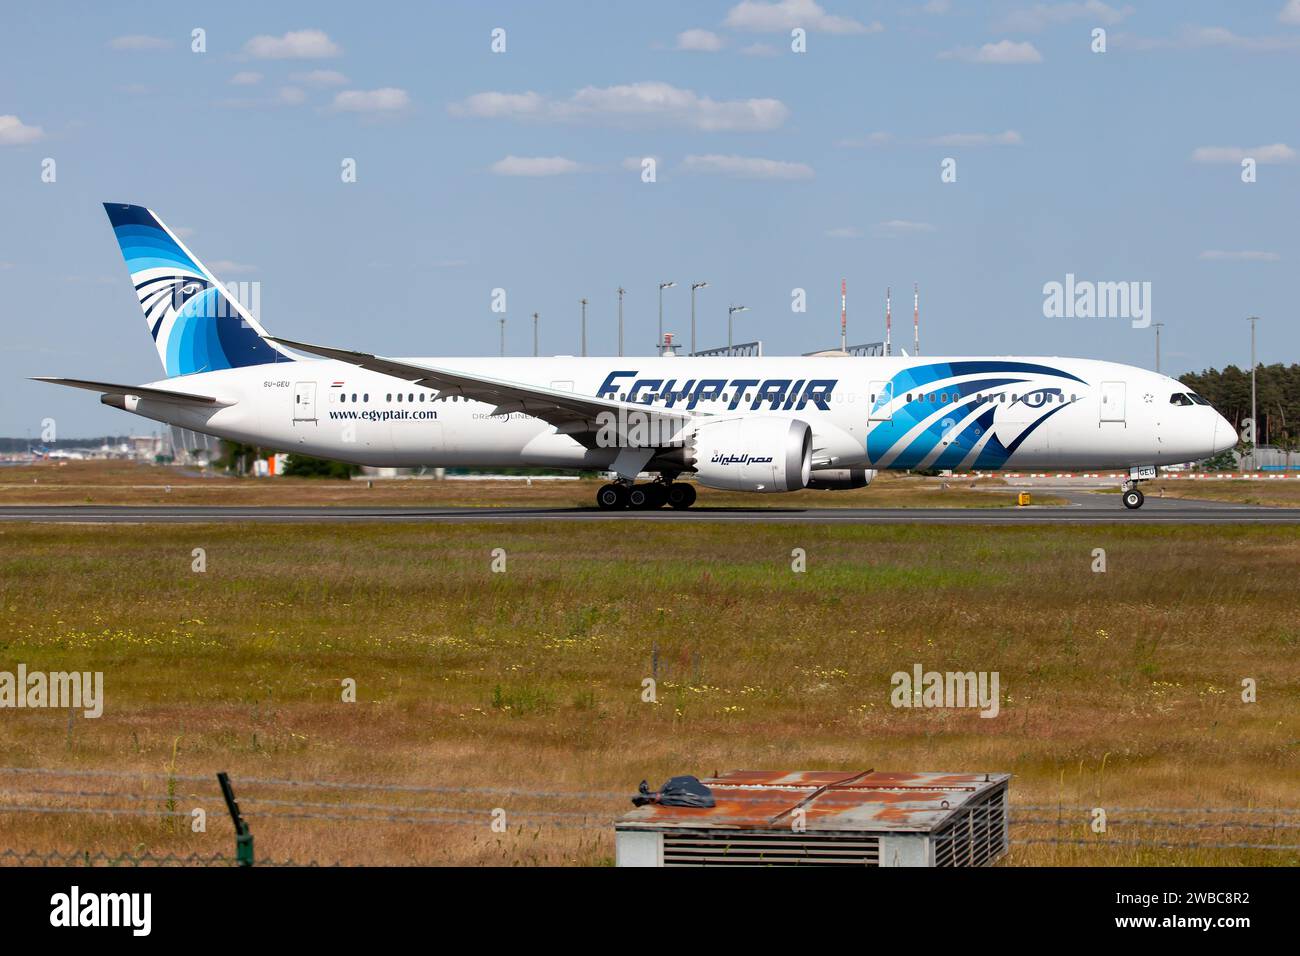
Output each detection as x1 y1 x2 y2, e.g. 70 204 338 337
109 35 172 51
1280 0 1300 25
243 29 340 59
681 154 814 179
725 0 882 34
677 29 724 51
836 131 894 147
1199 250 1281 261
940 39 1043 63
332 88 411 112
1191 144 1295 164
449 82 789 132
825 226 863 238
490 156 582 177
922 0 951 13
0 115 44 146
1000 2 1133 33
877 219 936 234
292 69 349 87
277 86 307 106
930 129 1023 146
1119 26 1300 52
230 71 263 86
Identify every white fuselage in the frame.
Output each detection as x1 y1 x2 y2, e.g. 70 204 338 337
121 354 1235 475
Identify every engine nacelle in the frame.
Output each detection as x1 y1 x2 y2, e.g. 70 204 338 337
689 417 812 493
806 468 876 490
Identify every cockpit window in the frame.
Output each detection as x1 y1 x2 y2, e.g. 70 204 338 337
1188 393 1210 406
1169 393 1194 406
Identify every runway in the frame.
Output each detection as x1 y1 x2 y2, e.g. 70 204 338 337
2 495 1297 525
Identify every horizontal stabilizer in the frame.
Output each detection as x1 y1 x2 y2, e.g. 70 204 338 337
31 377 227 406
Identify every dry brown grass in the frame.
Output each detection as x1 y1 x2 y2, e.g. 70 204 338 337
1145 479 1300 508
0 519 1295 866
0 460 1056 509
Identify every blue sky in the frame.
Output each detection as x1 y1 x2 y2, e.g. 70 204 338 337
2 0 1297 436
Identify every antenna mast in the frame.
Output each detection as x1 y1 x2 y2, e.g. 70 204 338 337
840 278 847 352
885 287 892 357
913 282 920 356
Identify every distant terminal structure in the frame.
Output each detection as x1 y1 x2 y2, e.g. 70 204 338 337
692 341 763 358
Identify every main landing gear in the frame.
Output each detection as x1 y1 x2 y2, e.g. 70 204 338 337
595 479 696 510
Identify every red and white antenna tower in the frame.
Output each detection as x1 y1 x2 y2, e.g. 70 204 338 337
840 278 847 352
885 287 892 357
913 282 920 356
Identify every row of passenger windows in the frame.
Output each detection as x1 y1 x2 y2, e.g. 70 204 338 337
867 391 1080 404
336 392 468 404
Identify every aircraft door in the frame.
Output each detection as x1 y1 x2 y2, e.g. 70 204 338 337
293 382 317 423
868 380 893 421
1099 381 1126 423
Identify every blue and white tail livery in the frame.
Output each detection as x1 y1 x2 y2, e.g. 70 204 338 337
103 203 295 377
35 202 1237 511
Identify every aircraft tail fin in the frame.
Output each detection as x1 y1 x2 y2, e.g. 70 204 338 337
102 203 295 377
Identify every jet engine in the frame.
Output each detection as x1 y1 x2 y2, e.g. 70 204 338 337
806 468 876 490
687 417 812 492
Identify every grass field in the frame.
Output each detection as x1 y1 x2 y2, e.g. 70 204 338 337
1142 479 1300 508
0 460 1061 509
0 519 1295 866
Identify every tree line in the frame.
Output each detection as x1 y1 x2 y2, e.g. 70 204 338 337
1179 363 1300 447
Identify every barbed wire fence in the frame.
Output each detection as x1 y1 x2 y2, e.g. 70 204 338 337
0 767 1295 865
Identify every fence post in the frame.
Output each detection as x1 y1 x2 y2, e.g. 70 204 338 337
217 772 254 866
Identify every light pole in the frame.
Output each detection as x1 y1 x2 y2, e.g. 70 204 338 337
657 281 676 355
728 304 749 353
532 312 539 357
1153 321 1164 373
580 298 587 357
617 287 625 357
690 281 707 356
1247 316 1260 471
498 316 505 357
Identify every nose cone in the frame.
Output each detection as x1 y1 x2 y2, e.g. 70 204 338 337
1212 414 1238 455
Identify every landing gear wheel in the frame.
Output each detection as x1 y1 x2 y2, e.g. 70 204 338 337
628 485 661 509
596 483 628 510
1122 489 1144 510
666 482 697 509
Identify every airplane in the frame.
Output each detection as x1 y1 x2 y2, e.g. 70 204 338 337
34 203 1237 511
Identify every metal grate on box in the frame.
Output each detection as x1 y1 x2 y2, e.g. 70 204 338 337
932 785 1008 867
662 829 880 867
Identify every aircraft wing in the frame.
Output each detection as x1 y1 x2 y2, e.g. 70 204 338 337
31 377 228 406
268 337 694 443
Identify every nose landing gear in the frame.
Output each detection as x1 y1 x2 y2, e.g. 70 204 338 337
1122 487 1145 510
1120 465 1157 509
